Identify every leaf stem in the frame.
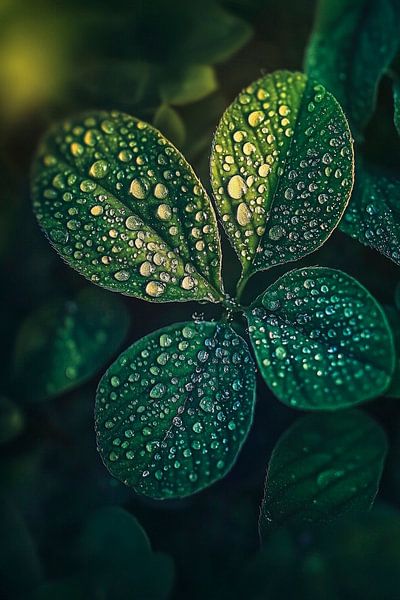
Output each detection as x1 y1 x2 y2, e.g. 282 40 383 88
235 270 252 304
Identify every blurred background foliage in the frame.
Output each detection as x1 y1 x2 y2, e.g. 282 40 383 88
1 0 400 598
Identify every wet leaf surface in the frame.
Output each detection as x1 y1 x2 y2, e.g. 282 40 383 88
210 70 353 278
13 287 130 402
95 320 256 499
32 111 224 303
246 267 394 410
259 411 387 538
340 164 400 265
383 305 400 397
305 0 400 139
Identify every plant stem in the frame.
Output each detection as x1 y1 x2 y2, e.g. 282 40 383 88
235 271 252 304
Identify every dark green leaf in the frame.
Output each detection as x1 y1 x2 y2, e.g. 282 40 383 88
0 397 24 444
160 65 218 106
394 79 400 136
32 110 224 303
0 500 42 597
246 267 394 410
210 71 353 279
383 305 400 397
237 509 400 600
305 0 400 139
13 287 130 402
153 104 186 148
95 320 256 499
260 411 387 538
340 163 400 265
79 507 174 600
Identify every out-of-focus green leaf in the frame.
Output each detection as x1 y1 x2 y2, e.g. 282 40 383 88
340 163 400 265
95 321 256 499
33 578 86 600
246 267 394 410
0 397 24 444
394 79 400 137
259 411 387 538
237 509 400 600
153 104 186 148
210 71 353 279
0 500 42 597
79 507 174 599
384 305 400 397
32 110 224 303
305 0 400 140
161 65 218 106
13 287 130 402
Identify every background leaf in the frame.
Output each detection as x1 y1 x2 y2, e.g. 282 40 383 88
160 65 218 106
32 110 224 303
78 507 174 599
153 104 186 148
259 411 387 538
383 305 400 397
210 70 353 279
236 509 400 600
340 163 400 265
246 267 394 410
0 397 24 444
95 320 256 499
13 287 130 402
304 0 400 140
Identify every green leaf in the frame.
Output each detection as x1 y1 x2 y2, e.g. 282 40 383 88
160 65 218 106
394 79 400 136
0 397 24 444
340 163 400 265
32 110 224 303
95 320 256 499
305 0 400 140
245 267 394 410
79 507 174 599
13 287 130 402
383 305 400 397
259 411 387 538
153 104 186 148
210 71 353 279
0 500 42 597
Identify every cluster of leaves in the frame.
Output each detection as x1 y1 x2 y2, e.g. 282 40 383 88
28 62 397 515
4 1 400 597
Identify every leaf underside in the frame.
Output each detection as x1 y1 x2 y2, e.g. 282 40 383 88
246 267 394 410
210 70 353 278
95 320 256 499
32 110 223 303
259 410 387 538
340 164 400 266
305 0 400 139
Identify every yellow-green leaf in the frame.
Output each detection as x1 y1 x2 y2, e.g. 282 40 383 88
32 111 224 303
210 71 353 279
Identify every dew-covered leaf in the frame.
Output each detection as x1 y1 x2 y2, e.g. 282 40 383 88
340 163 400 265
259 411 387 538
95 320 256 499
32 110 224 303
210 71 353 278
245 267 394 410
305 0 400 140
13 287 130 402
79 507 174 600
